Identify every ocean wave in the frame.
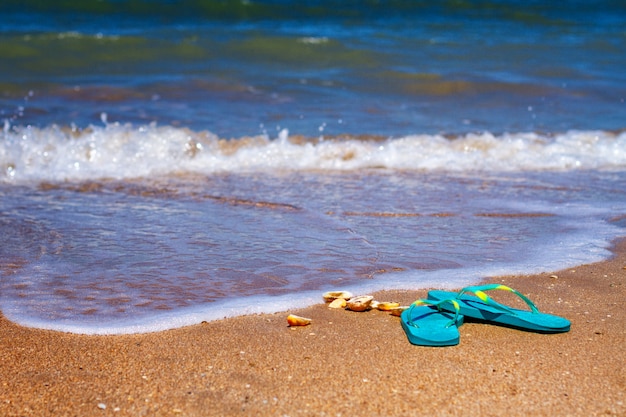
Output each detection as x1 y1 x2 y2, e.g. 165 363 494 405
1 122 625 182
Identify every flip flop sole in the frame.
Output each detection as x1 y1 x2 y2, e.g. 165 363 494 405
400 305 464 346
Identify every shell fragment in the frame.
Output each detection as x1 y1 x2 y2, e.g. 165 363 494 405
376 301 401 311
322 291 354 302
328 298 347 309
389 306 409 317
287 314 312 326
346 295 374 312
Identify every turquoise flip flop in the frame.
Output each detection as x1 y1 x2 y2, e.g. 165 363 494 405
427 284 570 333
400 299 464 347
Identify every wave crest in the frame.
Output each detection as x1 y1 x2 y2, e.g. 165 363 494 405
1 122 625 182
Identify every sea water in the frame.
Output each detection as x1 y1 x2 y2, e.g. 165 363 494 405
1 1 625 334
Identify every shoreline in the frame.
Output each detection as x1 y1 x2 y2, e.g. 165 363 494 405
1 240 624 416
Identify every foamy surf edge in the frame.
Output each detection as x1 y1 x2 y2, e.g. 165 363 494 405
2 123 625 183
2 232 616 336
0 274 473 335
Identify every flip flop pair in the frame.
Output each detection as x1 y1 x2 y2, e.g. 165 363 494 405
400 284 571 347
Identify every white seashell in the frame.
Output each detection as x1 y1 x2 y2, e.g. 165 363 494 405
328 298 347 309
376 301 400 311
346 295 374 312
322 290 354 302
287 314 312 326
370 300 380 310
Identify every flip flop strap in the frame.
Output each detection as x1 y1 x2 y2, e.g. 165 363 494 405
459 284 539 314
407 298 461 329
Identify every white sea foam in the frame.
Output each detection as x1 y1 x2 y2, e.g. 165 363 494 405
1 123 625 183
2 277 466 335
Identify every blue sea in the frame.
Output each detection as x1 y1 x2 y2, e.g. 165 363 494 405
1 0 625 334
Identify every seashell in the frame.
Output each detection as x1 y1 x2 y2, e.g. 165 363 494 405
389 306 409 317
376 301 401 311
370 300 380 310
346 295 374 312
287 314 312 326
328 298 347 309
322 290 354 302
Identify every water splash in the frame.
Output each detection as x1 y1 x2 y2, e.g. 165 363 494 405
2 124 625 183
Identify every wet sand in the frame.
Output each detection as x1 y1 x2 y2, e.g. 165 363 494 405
1 240 624 417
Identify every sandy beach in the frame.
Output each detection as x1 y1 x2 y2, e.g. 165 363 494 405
1 239 624 417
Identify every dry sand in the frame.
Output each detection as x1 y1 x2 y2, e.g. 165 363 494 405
1 240 624 417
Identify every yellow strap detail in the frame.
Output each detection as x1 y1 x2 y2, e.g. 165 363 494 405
473 290 490 303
